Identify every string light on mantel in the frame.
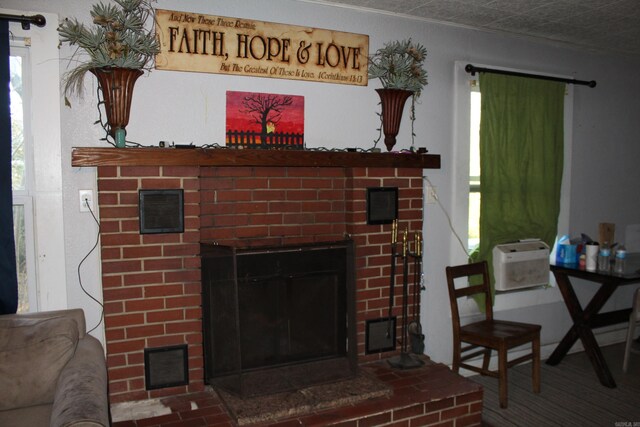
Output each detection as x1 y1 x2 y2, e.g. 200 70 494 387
99 132 429 154
197 142 428 154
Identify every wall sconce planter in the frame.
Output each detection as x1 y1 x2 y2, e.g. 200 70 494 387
376 88 413 152
91 67 143 147
368 39 428 151
57 0 160 147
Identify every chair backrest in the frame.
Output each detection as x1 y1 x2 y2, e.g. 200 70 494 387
445 261 494 330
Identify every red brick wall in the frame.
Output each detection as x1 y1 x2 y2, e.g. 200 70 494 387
199 166 348 246
97 165 424 403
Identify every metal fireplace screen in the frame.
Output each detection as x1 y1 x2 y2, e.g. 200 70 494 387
201 240 356 397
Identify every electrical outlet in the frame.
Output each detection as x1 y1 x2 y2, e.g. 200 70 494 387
79 189 94 213
426 185 437 204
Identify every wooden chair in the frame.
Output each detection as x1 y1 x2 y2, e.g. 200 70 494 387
445 261 541 408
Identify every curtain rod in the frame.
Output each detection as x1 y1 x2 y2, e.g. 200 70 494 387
0 13 46 30
465 64 596 88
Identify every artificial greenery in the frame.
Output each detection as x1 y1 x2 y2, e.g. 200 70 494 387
368 39 428 97
368 39 428 150
58 0 160 96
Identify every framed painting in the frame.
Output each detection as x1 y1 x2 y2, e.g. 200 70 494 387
226 91 304 150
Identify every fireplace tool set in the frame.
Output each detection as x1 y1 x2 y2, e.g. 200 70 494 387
387 219 425 369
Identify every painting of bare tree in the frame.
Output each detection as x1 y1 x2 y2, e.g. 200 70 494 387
226 91 304 149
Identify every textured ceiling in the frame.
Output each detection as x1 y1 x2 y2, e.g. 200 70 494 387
306 0 640 57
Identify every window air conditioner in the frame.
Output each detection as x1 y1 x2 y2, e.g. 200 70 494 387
492 240 550 291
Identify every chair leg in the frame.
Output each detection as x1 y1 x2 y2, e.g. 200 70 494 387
452 344 461 373
533 335 541 393
498 346 508 409
623 318 636 373
482 348 492 372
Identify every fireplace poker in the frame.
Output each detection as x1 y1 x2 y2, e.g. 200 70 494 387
386 219 398 338
401 228 409 354
409 232 425 354
388 229 424 370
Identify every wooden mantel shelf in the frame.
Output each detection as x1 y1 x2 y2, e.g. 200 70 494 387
71 147 441 169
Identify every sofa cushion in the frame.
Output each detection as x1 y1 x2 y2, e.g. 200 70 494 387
0 316 79 410
0 402 52 427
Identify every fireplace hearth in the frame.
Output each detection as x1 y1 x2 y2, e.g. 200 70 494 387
201 240 357 397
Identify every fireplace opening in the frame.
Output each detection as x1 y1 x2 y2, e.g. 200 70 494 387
201 240 357 397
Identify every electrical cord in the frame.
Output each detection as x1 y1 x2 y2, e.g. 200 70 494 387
78 199 104 334
422 175 471 258
94 85 116 147
198 142 397 153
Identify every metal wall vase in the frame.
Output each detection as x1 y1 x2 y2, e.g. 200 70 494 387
91 67 143 148
376 88 413 152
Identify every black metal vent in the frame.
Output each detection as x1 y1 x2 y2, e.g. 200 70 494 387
144 344 188 390
366 317 396 354
139 189 184 234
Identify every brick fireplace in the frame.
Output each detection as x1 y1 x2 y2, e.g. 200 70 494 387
72 148 443 404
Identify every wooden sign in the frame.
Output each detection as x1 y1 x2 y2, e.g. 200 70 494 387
155 9 369 86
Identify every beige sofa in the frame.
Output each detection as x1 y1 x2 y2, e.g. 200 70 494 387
0 309 109 426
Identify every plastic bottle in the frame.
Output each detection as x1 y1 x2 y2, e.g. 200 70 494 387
614 244 627 274
586 242 599 271
597 241 611 271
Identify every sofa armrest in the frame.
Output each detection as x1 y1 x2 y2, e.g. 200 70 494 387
1 309 87 339
50 335 109 427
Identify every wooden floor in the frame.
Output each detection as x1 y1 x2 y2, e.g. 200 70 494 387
472 342 640 426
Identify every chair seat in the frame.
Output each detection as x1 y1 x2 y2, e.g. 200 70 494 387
461 320 541 348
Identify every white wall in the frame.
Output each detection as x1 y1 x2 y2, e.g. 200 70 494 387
5 0 640 363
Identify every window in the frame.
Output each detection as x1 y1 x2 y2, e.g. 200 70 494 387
10 43 37 312
468 88 480 252
3 10 67 313
470 72 566 266
454 62 572 310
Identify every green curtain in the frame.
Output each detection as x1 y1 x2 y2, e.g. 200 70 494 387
470 73 565 307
